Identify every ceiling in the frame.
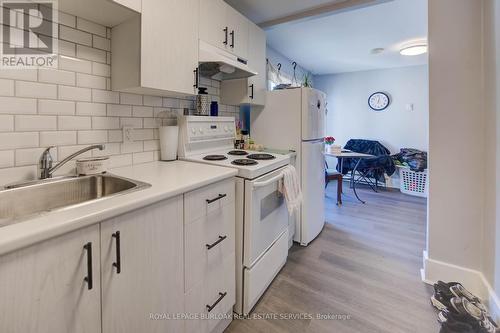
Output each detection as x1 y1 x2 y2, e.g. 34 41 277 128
224 0 347 25
227 0 428 75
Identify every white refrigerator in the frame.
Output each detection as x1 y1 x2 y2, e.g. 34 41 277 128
250 87 326 246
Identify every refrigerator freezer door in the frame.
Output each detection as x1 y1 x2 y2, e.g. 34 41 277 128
302 88 326 141
298 140 325 245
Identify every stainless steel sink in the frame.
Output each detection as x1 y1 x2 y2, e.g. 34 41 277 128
0 174 151 226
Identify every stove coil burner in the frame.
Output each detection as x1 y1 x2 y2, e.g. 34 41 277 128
203 155 228 161
231 159 258 166
246 153 276 160
228 150 248 156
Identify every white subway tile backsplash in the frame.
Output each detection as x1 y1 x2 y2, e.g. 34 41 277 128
16 115 57 131
76 45 107 63
58 116 92 130
0 151 14 168
76 102 106 116
59 55 92 74
76 17 107 37
40 131 76 146
0 79 14 96
77 130 107 144
58 39 76 57
39 99 75 115
143 95 163 107
0 115 14 132
39 68 76 86
91 62 111 77
0 132 38 149
144 140 160 151
60 25 92 46
16 81 57 99
58 11 76 28
132 106 153 117
108 130 123 143
92 35 111 51
133 151 154 164
121 141 143 154
120 117 142 128
92 117 120 130
0 97 37 114
76 73 106 89
107 104 131 117
0 68 37 81
59 85 92 102
93 89 119 104
120 93 142 106
0 10 236 182
15 147 57 166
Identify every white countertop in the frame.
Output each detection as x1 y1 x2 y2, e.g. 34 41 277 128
0 161 237 256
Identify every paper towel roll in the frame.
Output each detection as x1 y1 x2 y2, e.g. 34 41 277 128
159 126 179 161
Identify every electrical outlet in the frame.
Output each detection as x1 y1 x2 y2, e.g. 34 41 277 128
123 127 134 143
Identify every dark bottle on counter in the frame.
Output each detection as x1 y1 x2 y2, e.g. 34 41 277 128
210 101 218 116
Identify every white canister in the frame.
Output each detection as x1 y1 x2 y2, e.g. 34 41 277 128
76 156 109 175
159 126 179 161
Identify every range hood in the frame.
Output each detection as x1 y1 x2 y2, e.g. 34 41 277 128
198 40 257 80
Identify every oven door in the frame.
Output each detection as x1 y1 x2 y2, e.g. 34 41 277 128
243 166 289 268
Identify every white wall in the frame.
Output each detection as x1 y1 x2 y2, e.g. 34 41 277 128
314 65 429 154
266 46 314 86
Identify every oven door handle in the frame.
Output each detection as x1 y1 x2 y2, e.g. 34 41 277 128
253 173 284 188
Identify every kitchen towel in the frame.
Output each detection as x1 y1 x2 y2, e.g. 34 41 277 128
279 165 302 216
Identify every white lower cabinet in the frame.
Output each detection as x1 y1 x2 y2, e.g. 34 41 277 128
184 180 236 333
100 196 184 333
0 224 102 333
0 178 236 333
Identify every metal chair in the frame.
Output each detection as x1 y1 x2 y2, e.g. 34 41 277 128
325 161 342 205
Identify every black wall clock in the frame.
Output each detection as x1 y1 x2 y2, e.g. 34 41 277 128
368 92 390 111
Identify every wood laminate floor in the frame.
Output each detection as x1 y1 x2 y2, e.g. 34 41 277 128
226 183 439 333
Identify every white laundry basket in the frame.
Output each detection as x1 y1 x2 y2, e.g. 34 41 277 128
398 166 428 198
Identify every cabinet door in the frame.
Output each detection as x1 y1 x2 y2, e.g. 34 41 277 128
248 23 267 106
226 6 248 59
101 196 184 333
199 0 228 50
141 0 199 95
0 225 101 333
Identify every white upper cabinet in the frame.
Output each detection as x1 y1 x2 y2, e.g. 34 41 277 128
199 0 248 59
112 0 200 96
220 22 267 106
110 0 141 12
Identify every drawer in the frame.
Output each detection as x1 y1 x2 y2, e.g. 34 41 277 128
184 253 236 333
185 204 235 292
184 179 235 224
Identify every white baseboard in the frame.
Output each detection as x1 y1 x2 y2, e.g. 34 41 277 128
422 251 500 322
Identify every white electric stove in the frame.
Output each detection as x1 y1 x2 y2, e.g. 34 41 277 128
178 116 291 315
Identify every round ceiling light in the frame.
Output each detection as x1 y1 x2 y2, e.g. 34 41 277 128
400 43 428 56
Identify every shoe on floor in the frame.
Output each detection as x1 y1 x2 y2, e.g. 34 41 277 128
432 281 487 313
450 297 500 333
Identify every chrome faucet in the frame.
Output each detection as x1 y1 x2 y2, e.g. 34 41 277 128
39 145 105 179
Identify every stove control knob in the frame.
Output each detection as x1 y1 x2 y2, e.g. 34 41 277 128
224 126 229 132
191 128 196 134
199 127 204 134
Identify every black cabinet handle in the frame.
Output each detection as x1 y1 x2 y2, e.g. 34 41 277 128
83 242 93 290
249 84 254 99
206 193 226 204
230 30 234 48
223 27 228 45
206 292 227 312
193 68 199 89
206 235 227 250
112 231 121 274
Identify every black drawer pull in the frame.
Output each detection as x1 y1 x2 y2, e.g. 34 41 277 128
206 292 227 312
206 235 227 250
206 193 227 204
83 242 93 290
249 84 254 99
193 68 199 88
223 27 228 45
230 30 234 48
112 231 121 274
